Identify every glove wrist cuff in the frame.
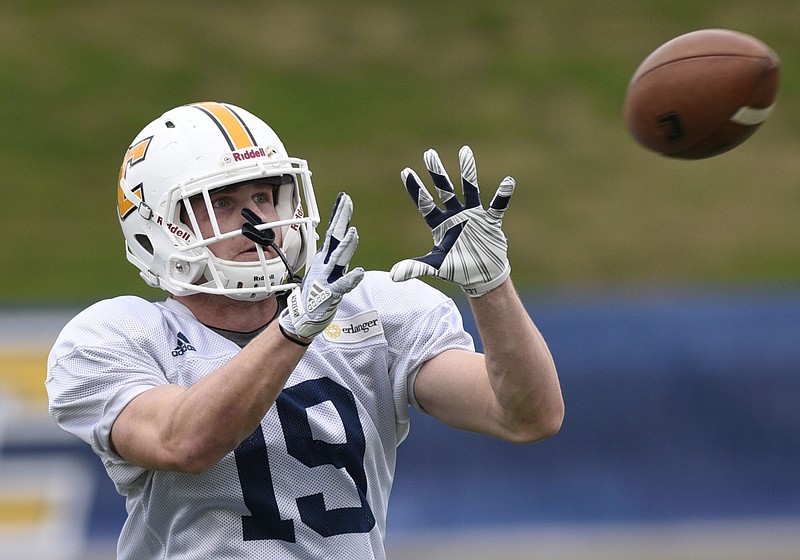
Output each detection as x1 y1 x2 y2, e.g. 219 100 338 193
462 263 511 298
278 321 312 347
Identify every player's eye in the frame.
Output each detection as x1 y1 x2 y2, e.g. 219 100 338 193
211 197 231 210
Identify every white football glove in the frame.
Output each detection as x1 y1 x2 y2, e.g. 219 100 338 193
390 146 514 297
280 192 364 340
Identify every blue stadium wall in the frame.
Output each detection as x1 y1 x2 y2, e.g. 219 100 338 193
391 287 800 531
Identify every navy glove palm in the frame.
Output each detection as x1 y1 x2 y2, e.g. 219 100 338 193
390 146 514 297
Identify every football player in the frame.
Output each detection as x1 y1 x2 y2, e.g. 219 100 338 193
46 101 563 559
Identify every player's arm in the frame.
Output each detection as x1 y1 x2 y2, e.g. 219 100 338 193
111 194 364 474
413 279 562 442
110 322 308 474
391 147 563 443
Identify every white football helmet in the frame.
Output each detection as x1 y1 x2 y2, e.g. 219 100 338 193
117 101 319 301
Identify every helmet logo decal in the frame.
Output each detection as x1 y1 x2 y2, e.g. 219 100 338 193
291 204 304 231
117 136 153 220
232 146 267 162
190 102 257 151
154 215 191 242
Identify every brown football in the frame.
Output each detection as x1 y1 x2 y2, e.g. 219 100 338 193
623 29 780 159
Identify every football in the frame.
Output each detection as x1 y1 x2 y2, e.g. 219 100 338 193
623 28 780 159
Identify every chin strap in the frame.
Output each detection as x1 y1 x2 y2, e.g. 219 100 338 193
240 208 302 285
119 178 153 220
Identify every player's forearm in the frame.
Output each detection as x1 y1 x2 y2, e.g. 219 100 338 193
469 280 564 443
183 322 304 466
136 321 305 473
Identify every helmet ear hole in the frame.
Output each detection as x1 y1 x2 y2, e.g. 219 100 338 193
134 234 154 255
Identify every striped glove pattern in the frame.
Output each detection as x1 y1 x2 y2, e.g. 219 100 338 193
390 146 514 297
280 192 364 339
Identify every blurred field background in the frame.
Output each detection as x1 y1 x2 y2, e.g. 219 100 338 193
2 0 799 302
1 1 799 559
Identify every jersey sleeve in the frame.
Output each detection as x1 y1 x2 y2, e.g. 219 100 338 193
46 297 171 487
366 273 475 436
391 291 475 413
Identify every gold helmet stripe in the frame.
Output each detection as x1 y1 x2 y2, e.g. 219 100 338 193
190 101 257 151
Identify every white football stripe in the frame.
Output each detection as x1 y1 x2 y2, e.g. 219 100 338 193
730 104 775 126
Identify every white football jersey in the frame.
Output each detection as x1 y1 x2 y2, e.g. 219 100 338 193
46 271 473 560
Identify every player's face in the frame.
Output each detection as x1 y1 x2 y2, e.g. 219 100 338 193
189 180 283 262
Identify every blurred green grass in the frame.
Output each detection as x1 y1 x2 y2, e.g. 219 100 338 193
1 0 799 304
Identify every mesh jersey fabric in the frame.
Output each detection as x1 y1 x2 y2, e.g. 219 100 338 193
46 270 474 560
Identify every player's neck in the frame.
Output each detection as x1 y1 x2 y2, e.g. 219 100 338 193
174 292 280 333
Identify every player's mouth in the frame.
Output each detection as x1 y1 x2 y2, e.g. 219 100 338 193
237 245 276 261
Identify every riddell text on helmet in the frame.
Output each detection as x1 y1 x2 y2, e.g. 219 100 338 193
232 147 267 162
155 216 191 242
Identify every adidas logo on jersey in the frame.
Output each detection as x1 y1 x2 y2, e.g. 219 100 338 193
172 332 196 356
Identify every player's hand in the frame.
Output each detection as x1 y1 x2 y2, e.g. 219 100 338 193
390 146 514 297
280 192 364 340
